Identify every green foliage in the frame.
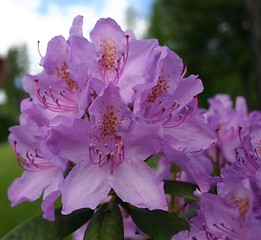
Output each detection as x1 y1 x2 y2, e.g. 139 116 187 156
128 207 189 240
2 45 29 115
0 172 197 240
1 208 93 240
84 202 124 240
0 45 29 142
0 115 16 142
164 180 198 201
0 142 41 237
148 0 258 109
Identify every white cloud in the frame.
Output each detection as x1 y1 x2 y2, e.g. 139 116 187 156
0 0 149 74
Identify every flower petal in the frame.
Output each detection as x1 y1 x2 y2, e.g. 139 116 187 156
111 160 167 210
41 190 61 221
8 167 62 206
60 160 111 214
163 112 216 152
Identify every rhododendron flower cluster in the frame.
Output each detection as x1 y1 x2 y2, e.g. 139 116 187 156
8 16 215 221
6 15 261 240
173 95 261 240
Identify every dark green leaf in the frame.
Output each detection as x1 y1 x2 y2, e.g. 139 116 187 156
84 202 124 240
129 206 189 240
164 180 198 201
1 208 93 240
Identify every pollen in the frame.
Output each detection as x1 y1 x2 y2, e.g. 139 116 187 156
56 61 79 92
97 105 124 140
147 72 170 103
230 194 250 221
99 38 118 71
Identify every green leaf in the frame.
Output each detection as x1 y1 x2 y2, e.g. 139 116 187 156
129 206 189 240
164 180 199 201
1 208 93 240
84 202 124 240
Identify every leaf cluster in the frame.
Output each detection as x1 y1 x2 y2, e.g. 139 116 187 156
1 180 196 240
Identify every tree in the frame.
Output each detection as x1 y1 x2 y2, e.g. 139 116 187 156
244 0 261 108
0 58 9 88
0 45 28 142
147 0 259 109
4 45 29 114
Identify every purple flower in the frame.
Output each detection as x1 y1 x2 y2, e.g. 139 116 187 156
133 46 199 126
8 16 223 229
88 18 159 103
174 162 261 240
162 146 216 192
171 230 192 240
24 43 89 117
182 193 261 240
205 94 249 163
133 46 216 154
235 116 261 178
8 102 65 221
46 83 167 214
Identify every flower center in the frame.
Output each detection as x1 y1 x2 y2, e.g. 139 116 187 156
89 136 125 174
56 61 79 92
98 105 123 139
88 104 126 174
34 60 80 112
99 38 118 71
229 194 250 221
146 72 170 104
97 35 129 84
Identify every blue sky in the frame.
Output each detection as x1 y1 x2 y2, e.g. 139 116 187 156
0 0 154 74
38 0 104 13
38 0 153 16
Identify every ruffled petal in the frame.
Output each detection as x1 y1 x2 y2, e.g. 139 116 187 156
8 167 62 206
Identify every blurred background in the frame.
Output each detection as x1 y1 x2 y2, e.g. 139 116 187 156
0 0 260 237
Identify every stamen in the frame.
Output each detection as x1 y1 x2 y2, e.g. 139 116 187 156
238 127 248 152
147 100 179 122
213 222 246 240
13 141 53 171
181 204 190 225
109 153 114 174
37 41 43 58
89 143 100 165
89 137 125 174
119 142 124 163
236 127 260 173
163 96 198 128
98 35 129 84
34 80 78 112
181 64 188 78
203 224 217 240
116 35 129 81
14 141 32 170
115 136 125 164
202 223 235 240
98 152 103 167
235 149 256 175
